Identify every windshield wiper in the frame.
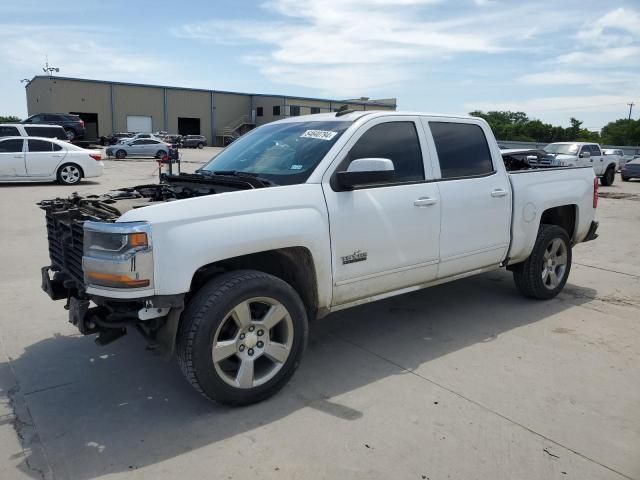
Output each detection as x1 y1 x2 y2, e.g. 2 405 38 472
194 169 276 187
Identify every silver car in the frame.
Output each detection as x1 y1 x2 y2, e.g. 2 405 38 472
106 139 171 159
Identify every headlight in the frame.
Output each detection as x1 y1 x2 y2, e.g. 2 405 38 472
83 221 153 289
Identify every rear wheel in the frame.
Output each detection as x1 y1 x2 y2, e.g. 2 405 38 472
197 142 204 149
155 149 167 159
513 224 572 300
176 270 308 405
56 163 83 185
65 129 75 141
622 175 630 182
600 166 615 186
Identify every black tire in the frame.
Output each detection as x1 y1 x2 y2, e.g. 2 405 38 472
622 176 630 182
176 270 308 406
512 224 572 300
65 129 75 141
197 142 204 149
56 163 83 185
155 149 167 159
115 149 126 160
600 166 615 186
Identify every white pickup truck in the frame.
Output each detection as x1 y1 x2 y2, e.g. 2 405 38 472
543 142 618 186
40 111 599 405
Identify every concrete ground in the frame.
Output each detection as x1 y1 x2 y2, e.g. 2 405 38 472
0 150 638 480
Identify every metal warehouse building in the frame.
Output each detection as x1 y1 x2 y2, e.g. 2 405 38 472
25 76 396 146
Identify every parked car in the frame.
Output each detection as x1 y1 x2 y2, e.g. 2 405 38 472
0 136 102 185
121 133 162 143
106 138 171 159
0 123 69 141
603 148 632 171
99 132 135 146
161 134 183 146
181 134 207 148
39 111 599 405
21 113 85 140
543 142 617 185
621 157 640 181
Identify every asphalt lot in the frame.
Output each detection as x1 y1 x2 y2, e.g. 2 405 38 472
0 147 638 479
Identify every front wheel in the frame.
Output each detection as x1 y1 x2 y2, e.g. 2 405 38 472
115 149 126 160
600 167 615 186
176 270 308 405
622 175 630 182
197 142 204 149
155 149 167 159
512 224 572 300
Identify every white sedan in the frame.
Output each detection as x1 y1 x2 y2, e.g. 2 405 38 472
0 137 103 185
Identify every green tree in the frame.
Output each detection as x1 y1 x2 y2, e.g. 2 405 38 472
601 118 640 146
0 115 22 123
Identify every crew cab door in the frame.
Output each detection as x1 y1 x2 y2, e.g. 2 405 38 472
322 117 441 306
0 138 26 177
589 145 604 174
423 119 511 278
25 139 64 177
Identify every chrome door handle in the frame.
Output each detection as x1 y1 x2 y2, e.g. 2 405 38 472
414 197 438 207
52 154 62 157
13 155 23 158
491 189 508 198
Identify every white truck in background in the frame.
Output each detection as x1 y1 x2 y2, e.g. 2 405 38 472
39 111 599 405
543 142 618 185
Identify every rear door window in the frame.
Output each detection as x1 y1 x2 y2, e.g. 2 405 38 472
590 145 602 156
27 139 53 152
429 122 494 178
0 126 20 137
0 139 24 153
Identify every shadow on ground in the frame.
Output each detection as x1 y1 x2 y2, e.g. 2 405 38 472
4 269 595 479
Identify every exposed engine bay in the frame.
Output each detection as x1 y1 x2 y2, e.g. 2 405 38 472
38 173 257 221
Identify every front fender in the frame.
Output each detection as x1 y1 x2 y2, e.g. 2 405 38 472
119 184 333 307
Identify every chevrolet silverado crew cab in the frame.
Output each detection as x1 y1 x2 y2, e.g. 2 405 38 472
543 142 618 186
39 111 599 405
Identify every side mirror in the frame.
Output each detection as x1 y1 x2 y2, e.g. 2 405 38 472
579 151 590 159
336 158 395 190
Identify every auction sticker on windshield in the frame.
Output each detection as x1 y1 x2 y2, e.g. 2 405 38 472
300 130 338 141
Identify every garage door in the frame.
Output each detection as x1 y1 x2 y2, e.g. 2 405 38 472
126 115 152 133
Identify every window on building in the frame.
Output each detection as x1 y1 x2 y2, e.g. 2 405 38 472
256 107 264 117
273 105 281 116
345 121 424 184
429 122 494 179
310 107 321 114
290 106 301 117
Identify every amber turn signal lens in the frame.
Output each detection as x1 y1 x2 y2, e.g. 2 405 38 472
128 232 148 248
86 271 150 288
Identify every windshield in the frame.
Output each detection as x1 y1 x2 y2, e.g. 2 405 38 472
201 121 352 185
544 143 578 155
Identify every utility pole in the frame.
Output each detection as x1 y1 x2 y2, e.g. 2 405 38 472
627 102 635 146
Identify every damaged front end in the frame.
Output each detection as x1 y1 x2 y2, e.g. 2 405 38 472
39 174 257 352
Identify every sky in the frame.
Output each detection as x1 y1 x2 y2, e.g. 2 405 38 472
1 0 639 131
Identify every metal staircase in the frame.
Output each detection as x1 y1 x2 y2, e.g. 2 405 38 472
222 114 255 145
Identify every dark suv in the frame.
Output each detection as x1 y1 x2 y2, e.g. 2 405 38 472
22 113 85 140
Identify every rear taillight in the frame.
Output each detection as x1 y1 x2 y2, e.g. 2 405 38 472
79 120 85 127
90 153 102 161
593 177 598 208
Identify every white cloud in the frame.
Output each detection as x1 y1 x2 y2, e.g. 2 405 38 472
0 25 173 83
172 0 547 95
518 71 636 86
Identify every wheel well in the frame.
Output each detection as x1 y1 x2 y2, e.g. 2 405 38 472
540 205 576 239
189 247 319 318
